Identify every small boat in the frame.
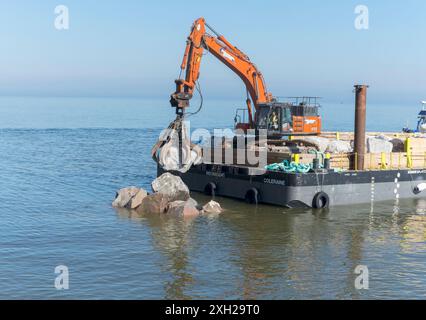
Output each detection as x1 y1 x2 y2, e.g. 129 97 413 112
403 101 426 133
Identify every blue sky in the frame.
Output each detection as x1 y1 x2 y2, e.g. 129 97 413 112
0 0 425 103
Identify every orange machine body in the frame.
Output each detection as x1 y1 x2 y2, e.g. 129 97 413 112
292 116 322 135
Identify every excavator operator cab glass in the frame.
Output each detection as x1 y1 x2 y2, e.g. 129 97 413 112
268 108 280 131
255 103 293 137
242 99 321 136
254 106 270 129
281 106 292 133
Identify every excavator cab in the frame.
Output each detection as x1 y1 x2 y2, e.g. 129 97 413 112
235 97 322 137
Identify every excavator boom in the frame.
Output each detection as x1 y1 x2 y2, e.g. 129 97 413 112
170 17 273 125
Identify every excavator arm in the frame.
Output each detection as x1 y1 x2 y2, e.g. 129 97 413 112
170 17 273 126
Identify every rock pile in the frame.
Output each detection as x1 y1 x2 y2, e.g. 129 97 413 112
112 173 223 218
296 135 405 154
294 136 353 154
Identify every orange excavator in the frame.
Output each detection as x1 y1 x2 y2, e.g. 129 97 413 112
153 18 322 172
170 17 322 137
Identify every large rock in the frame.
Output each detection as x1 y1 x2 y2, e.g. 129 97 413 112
326 140 352 154
187 198 203 211
129 189 148 209
167 200 200 218
390 138 405 152
112 187 140 208
202 200 223 214
139 193 170 214
298 137 330 153
367 136 393 153
151 173 190 202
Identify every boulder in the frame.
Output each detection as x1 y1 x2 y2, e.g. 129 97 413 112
139 193 169 214
295 137 330 153
167 200 200 218
128 189 148 209
202 200 223 214
367 136 393 153
151 173 190 202
326 140 352 154
390 138 405 152
187 198 203 211
112 187 140 208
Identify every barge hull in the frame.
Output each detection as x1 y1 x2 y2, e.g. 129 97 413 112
158 165 426 208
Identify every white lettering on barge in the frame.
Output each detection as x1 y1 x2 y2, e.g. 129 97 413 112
408 170 426 174
264 178 286 186
206 171 225 178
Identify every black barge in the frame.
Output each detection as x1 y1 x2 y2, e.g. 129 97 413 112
159 165 426 208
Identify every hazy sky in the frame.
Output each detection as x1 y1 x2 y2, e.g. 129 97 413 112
0 0 425 103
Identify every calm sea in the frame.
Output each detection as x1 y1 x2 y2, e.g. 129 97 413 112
0 96 425 299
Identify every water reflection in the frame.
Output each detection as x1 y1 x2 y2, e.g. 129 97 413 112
401 199 426 253
116 207 197 299
115 197 426 299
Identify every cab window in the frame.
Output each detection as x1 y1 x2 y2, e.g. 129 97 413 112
281 107 292 132
268 108 280 131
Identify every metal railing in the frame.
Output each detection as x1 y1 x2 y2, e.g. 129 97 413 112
327 151 426 171
276 96 322 108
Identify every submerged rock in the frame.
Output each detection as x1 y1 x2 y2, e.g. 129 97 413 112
167 199 200 218
114 174 194 215
139 193 170 214
112 187 140 208
202 200 223 214
129 189 148 209
187 198 203 211
151 173 190 202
